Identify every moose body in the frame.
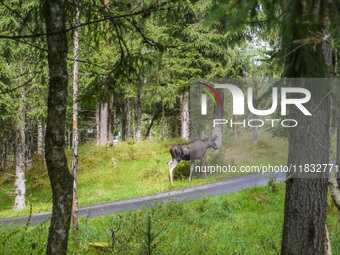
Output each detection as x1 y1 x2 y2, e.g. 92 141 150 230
166 134 218 184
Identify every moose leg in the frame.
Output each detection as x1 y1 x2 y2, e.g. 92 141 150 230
166 159 173 168
201 157 207 179
167 158 177 171
169 159 178 185
189 161 194 182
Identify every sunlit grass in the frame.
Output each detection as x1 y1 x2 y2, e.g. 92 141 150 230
0 133 288 218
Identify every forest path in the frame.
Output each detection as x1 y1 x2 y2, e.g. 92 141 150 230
0 171 285 225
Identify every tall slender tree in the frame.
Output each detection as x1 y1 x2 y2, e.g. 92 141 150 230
45 0 73 253
71 0 80 233
135 77 143 142
14 89 26 210
181 91 189 140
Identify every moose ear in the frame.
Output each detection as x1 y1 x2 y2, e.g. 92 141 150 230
211 134 218 140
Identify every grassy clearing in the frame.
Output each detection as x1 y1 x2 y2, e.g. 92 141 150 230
1 183 340 254
0 133 288 218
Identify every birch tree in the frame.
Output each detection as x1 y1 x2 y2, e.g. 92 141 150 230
14 89 26 210
71 0 80 233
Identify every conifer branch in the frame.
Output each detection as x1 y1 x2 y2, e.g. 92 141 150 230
0 4 173 40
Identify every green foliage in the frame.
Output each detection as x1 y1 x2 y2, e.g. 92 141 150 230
0 0 283 154
267 173 278 193
173 160 191 180
0 139 215 218
4 183 340 254
0 0 49 151
0 134 288 218
148 0 249 85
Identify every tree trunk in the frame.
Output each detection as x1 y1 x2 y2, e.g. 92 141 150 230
251 81 258 146
71 0 80 233
335 87 340 232
37 119 43 155
14 91 26 210
135 77 142 142
181 91 189 140
127 98 131 140
162 103 165 141
145 115 155 139
102 0 111 143
251 113 259 145
281 0 332 254
25 119 34 171
121 93 128 141
232 115 237 139
42 124 46 166
2 138 8 169
96 106 100 145
108 94 114 139
99 103 108 145
45 0 74 253
212 88 224 148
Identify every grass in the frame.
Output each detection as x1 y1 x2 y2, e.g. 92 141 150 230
206 133 288 179
1 182 340 254
0 133 288 218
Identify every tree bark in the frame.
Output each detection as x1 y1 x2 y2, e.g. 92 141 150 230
212 89 224 148
331 87 340 232
127 98 131 140
135 77 142 142
281 0 333 254
181 91 189 140
71 0 80 233
162 103 165 141
96 106 100 145
14 91 26 210
145 115 155 139
25 118 34 171
37 119 43 155
251 81 258 146
99 103 108 145
121 93 128 141
337 96 340 233
2 138 8 169
108 94 114 139
232 115 237 139
45 0 74 253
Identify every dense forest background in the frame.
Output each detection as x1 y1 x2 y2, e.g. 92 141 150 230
1 0 340 254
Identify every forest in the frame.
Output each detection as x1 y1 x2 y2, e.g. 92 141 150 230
1 0 340 254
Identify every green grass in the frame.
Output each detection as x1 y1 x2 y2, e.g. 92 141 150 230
1 182 340 254
0 133 288 218
207 133 288 179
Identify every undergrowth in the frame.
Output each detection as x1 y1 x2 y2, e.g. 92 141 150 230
1 183 340 254
0 133 288 218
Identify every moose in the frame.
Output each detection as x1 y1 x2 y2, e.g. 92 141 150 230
166 134 219 184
